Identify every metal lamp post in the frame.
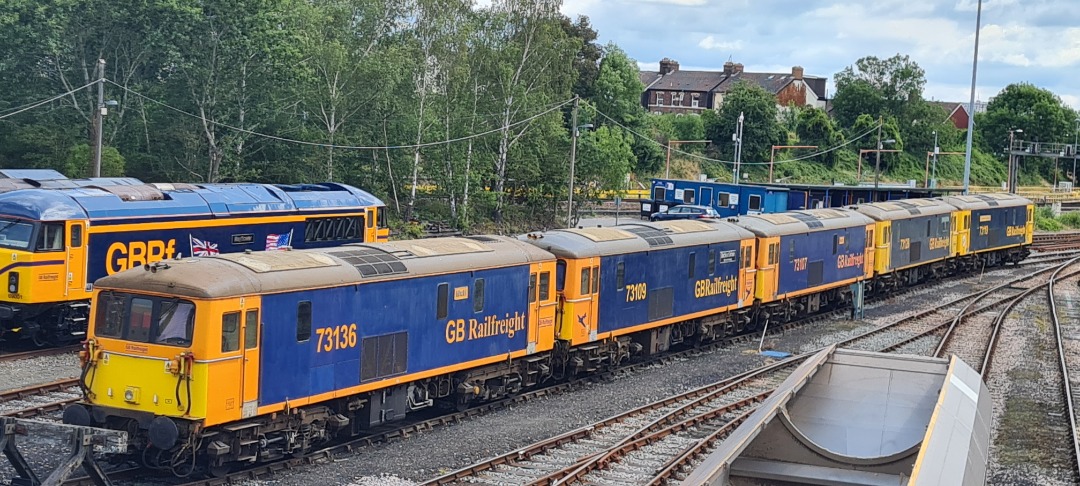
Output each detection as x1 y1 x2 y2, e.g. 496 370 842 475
732 112 744 184
1073 117 1079 186
962 0 984 194
931 131 939 188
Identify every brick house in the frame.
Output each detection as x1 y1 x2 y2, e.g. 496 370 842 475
640 58 828 114
928 101 988 130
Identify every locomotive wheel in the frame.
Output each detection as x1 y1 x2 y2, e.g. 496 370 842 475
31 329 54 348
208 464 230 478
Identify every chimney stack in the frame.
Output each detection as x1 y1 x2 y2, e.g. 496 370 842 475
723 61 734 75
659 58 680 75
792 66 804 80
733 63 744 74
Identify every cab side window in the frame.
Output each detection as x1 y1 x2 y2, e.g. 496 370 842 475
36 223 64 252
222 312 241 353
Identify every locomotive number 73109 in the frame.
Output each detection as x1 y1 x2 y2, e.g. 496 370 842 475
316 324 358 352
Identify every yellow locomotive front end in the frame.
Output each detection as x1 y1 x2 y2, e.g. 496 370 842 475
0 217 90 343
65 273 262 461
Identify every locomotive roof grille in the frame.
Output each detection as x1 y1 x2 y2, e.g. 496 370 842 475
622 225 674 247
326 247 408 277
890 200 922 215
786 212 824 229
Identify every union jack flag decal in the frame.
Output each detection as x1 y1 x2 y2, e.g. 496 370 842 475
189 235 220 257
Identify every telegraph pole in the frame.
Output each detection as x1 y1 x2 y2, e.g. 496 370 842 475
92 59 106 178
732 112 744 184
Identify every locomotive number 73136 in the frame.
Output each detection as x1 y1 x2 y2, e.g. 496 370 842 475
316 324 358 352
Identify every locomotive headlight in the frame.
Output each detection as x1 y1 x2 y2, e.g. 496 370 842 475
7 272 17 294
123 387 140 404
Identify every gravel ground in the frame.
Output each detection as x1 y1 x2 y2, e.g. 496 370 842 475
985 283 1076 486
0 264 1044 486
0 353 81 392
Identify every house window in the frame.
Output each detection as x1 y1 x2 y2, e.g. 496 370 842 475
692 94 700 108
655 92 664 105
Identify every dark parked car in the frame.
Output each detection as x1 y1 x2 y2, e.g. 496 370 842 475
649 204 720 222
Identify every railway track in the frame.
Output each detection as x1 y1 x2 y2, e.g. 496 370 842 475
977 257 1080 484
0 378 81 419
1033 232 1080 252
0 344 79 363
422 262 1072 485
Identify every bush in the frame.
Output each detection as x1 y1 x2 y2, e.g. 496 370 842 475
1036 206 1065 231
1058 212 1080 229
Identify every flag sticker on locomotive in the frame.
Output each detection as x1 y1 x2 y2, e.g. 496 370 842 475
189 236 220 257
265 231 293 251
445 312 526 344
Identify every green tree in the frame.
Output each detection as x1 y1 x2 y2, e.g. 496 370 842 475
830 79 887 128
560 15 602 100
795 107 843 165
834 54 926 119
976 83 1078 154
709 81 785 164
592 44 645 127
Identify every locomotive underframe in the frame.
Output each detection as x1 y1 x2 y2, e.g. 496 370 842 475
0 300 88 345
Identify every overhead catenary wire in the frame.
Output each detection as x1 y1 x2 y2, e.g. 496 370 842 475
587 104 883 167
0 80 100 121
107 80 574 151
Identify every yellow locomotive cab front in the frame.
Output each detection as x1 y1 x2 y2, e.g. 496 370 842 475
77 289 211 423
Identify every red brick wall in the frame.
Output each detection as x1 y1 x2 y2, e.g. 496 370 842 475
776 82 808 107
949 109 968 129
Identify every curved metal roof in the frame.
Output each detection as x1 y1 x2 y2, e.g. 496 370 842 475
94 236 553 299
0 182 385 221
732 208 874 237
849 198 956 221
939 193 1031 210
519 220 754 258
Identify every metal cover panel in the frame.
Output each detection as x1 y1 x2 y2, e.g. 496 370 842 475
622 225 674 247
326 247 408 277
756 213 800 225
391 238 491 257
664 220 719 234
569 227 637 242
218 251 340 273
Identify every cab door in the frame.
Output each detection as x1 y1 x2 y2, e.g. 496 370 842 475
754 238 779 302
240 307 261 419
65 220 87 297
529 263 557 353
739 241 756 307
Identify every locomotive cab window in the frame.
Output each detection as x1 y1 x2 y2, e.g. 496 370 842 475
222 312 241 353
616 262 625 290
70 224 82 248
36 223 64 252
592 266 600 295
688 252 696 279
244 310 259 349
539 271 551 301
708 251 716 275
528 273 537 303
0 218 34 250
580 267 592 295
93 292 195 347
297 301 312 342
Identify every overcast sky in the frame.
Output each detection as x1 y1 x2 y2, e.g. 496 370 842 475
559 0 1080 109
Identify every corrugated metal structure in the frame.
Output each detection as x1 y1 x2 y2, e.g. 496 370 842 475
682 347 991 486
